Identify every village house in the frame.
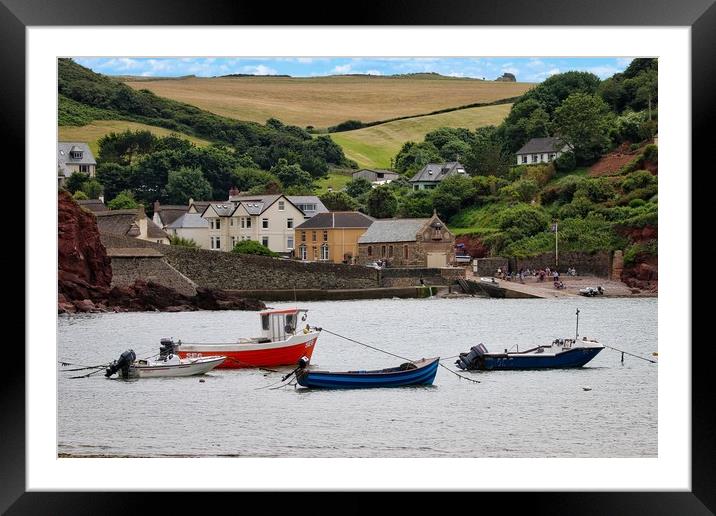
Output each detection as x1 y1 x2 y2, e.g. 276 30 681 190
77 199 108 213
228 189 327 220
515 136 569 165
58 142 96 188
356 213 455 268
294 211 375 264
166 212 210 249
351 168 401 186
201 194 307 253
408 162 467 191
94 207 170 245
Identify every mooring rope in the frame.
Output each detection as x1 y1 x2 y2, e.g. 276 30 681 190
603 345 657 364
319 327 480 384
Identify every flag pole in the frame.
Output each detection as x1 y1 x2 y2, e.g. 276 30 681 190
554 221 559 269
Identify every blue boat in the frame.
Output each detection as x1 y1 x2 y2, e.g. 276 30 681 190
455 339 604 371
295 357 440 389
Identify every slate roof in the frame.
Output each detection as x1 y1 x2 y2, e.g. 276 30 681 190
167 212 209 229
77 199 108 212
146 219 170 240
295 211 375 230
409 162 467 183
94 209 169 240
205 202 237 217
154 205 189 227
352 169 400 181
286 196 328 214
106 248 165 258
58 142 96 178
357 218 429 244
516 137 566 155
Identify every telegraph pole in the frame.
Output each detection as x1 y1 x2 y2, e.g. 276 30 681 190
553 221 559 269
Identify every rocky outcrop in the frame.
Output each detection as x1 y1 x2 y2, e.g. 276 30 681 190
58 192 265 313
495 72 516 82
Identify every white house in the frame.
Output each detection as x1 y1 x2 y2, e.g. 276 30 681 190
408 162 467 191
166 212 210 249
515 137 569 165
202 194 306 254
58 142 96 188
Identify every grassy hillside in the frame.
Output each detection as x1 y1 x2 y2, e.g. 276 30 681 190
58 120 212 156
123 74 532 128
330 103 513 168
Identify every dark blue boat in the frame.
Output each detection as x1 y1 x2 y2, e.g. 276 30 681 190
295 357 440 389
455 339 604 371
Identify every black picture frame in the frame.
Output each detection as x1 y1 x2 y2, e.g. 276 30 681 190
6 0 709 513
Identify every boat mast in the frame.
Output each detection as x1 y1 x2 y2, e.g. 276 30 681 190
575 308 580 340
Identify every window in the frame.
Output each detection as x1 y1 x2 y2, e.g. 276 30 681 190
79 165 89 173
287 236 294 249
70 150 83 159
367 246 372 256
262 315 270 330
209 219 215 230
404 245 409 260
381 245 386 257
262 218 269 229
532 155 539 163
301 231 306 242
312 231 317 242
377 172 384 179
388 245 393 257
230 218 234 226
211 236 221 250
246 217 252 228
521 156 528 164
299 245 307 260
312 246 317 260
231 236 236 247
215 219 221 230
278 201 285 211
262 236 269 247
240 217 245 229
287 218 293 229
549 153 556 161
323 231 328 242
320 244 329 261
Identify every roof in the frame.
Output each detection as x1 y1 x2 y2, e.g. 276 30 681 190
516 137 566 155
286 196 328 214
204 202 237 217
154 205 189 227
77 199 108 212
167 212 209 229
57 142 96 178
409 162 466 183
106 248 165 258
352 169 400 178
295 211 375 230
146 219 170 240
357 218 430 244
94 210 143 237
190 201 214 214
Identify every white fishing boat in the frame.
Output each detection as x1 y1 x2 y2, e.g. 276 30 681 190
105 346 225 379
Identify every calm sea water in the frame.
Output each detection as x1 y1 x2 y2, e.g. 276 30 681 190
58 297 657 457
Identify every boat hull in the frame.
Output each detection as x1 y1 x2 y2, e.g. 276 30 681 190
128 356 225 378
177 333 319 369
296 358 439 389
477 347 603 370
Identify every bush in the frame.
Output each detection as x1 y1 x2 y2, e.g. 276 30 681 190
169 236 200 248
523 163 556 187
621 170 656 192
642 144 658 163
72 190 88 200
495 204 550 240
623 240 657 266
231 240 279 257
107 190 139 210
499 178 539 203
575 177 616 203
628 198 646 208
327 120 366 132
554 151 576 173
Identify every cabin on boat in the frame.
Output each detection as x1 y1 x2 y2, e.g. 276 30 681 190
258 308 309 343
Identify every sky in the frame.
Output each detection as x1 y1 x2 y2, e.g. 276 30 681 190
73 57 634 82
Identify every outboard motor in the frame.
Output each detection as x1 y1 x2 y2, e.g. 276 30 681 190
159 338 178 360
105 349 136 378
455 344 488 371
297 355 310 369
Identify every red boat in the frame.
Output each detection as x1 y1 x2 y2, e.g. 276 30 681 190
175 308 320 369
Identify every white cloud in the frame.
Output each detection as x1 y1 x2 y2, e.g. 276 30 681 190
586 65 620 78
501 67 519 76
296 58 314 64
616 57 634 68
331 64 352 74
526 59 546 69
241 64 278 75
447 72 465 77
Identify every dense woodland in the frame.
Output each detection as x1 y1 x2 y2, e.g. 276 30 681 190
60 58 657 264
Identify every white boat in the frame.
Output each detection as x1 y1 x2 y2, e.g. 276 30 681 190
105 348 225 379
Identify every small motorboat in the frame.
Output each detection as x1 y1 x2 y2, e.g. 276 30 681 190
454 309 604 370
175 308 321 369
295 356 440 389
105 344 225 379
579 286 604 297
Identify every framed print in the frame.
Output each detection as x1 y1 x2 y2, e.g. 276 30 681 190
6 0 711 513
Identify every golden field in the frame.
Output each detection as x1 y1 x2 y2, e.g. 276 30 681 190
124 75 532 128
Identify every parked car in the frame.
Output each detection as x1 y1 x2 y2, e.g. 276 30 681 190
365 261 384 270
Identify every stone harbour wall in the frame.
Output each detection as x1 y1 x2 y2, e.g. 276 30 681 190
110 256 198 297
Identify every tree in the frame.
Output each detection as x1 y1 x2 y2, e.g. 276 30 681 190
231 240 279 257
169 235 200 248
320 191 358 211
96 162 135 202
432 190 462 220
164 167 213 205
344 178 373 199
465 126 512 177
366 186 398 218
107 190 140 210
72 190 88 200
393 141 442 175
97 129 158 165
398 190 434 217
553 93 612 161
269 159 315 190
499 178 539 203
81 179 104 199
65 172 89 193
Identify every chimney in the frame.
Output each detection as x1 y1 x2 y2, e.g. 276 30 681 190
229 186 240 199
188 197 194 208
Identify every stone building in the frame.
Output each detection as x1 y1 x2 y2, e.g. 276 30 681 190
295 211 375 264
352 169 400 186
94 207 170 245
515 137 569 165
356 213 455 268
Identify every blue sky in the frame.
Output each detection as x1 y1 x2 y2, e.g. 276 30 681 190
73 57 634 82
